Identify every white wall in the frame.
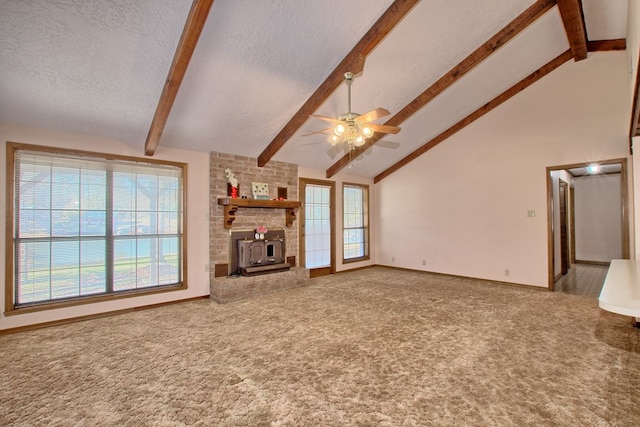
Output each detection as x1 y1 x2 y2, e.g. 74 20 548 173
0 124 211 330
628 1 640 260
375 52 631 288
298 167 376 272
574 174 623 262
628 0 640 107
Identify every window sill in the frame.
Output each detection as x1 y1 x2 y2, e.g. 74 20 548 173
342 256 371 264
4 283 187 316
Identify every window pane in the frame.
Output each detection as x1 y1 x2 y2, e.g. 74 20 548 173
19 209 50 238
159 212 178 234
20 179 51 210
344 229 364 259
114 211 135 235
114 239 137 291
159 177 179 211
159 237 180 285
136 238 154 288
81 211 106 236
81 240 106 295
51 210 79 237
51 167 79 209
81 169 106 210
113 173 136 211
17 241 51 304
136 175 157 211
51 240 79 299
136 211 153 235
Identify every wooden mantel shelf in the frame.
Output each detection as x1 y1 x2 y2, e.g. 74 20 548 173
217 198 302 228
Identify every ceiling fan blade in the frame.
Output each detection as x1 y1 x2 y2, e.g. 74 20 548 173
377 140 400 149
310 114 342 124
327 145 339 160
303 128 333 137
355 108 390 124
367 123 401 134
299 140 329 147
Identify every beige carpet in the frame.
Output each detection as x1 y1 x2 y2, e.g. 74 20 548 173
1 267 639 426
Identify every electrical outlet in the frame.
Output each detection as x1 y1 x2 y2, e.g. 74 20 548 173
527 210 535 218
505 269 510 276
422 260 426 266
392 257 395 262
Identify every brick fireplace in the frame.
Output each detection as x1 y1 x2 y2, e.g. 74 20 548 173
209 151 309 303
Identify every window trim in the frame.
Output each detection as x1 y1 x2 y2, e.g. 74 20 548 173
342 182 370 264
5 142 188 316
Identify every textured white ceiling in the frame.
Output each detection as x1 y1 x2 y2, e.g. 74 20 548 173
0 0 191 144
0 0 630 178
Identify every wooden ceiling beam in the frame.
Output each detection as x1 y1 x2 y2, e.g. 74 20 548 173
557 0 588 61
144 0 214 156
326 0 557 178
374 50 573 183
256 0 419 168
587 38 626 52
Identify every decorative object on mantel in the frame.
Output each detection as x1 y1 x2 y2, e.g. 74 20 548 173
225 168 239 198
252 182 269 200
255 225 267 240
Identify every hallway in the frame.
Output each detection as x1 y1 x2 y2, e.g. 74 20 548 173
554 263 608 298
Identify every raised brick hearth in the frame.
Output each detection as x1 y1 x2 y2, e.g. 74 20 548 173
209 151 309 302
210 267 309 303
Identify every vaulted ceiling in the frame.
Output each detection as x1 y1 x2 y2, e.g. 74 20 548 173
0 1 629 180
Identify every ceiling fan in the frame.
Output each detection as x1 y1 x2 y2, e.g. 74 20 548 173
305 72 400 154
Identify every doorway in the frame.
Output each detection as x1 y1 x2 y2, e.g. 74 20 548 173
299 178 335 278
559 179 569 276
546 158 629 290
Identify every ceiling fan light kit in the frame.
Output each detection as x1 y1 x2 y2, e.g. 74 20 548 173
308 72 400 153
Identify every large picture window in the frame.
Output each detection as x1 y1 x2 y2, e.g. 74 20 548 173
343 183 369 262
6 143 186 314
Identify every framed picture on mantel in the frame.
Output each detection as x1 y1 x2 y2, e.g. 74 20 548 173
252 182 270 200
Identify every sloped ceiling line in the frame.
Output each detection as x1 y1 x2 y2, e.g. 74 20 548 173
144 0 215 156
256 0 420 168
557 0 588 61
373 37 625 182
373 50 574 183
325 0 558 178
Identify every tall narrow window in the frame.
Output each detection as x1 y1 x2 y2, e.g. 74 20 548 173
304 184 332 268
343 183 369 262
6 143 186 314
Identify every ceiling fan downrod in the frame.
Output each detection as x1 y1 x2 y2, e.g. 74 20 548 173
344 72 353 115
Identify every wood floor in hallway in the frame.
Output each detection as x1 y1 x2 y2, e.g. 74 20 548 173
554 263 609 298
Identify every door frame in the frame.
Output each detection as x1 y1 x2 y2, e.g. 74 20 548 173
299 178 336 277
546 158 629 290
559 179 569 276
